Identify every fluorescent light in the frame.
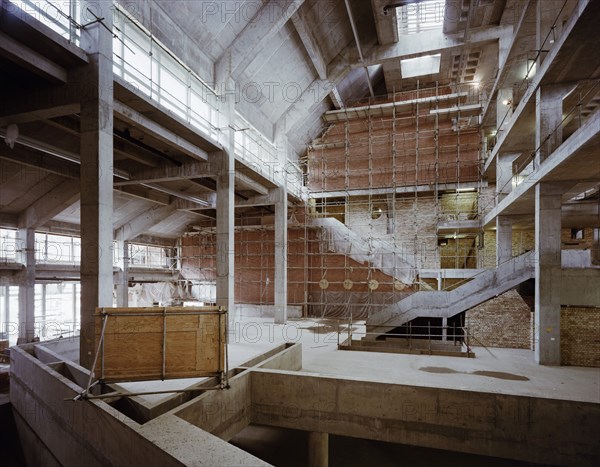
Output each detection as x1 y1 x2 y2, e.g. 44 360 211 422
401 54 441 78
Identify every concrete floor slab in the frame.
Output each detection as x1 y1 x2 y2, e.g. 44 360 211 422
242 318 600 404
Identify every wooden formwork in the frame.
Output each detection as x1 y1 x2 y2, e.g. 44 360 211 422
93 306 227 382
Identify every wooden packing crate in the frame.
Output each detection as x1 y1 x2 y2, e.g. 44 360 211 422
94 307 226 382
0 340 8 364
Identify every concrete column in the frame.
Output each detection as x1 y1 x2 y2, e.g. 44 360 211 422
442 317 448 341
535 84 574 166
1 286 8 340
535 183 563 365
308 432 328 467
79 8 114 368
114 232 128 307
274 186 288 324
214 80 236 320
496 153 520 201
497 87 513 131
16 228 35 343
496 216 513 266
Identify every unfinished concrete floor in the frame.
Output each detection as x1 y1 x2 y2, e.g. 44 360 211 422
94 316 600 408
226 317 599 403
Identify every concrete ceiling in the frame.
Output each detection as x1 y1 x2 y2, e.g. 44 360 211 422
148 0 514 158
1 0 597 244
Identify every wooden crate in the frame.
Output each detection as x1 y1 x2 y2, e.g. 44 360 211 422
0 340 8 364
94 307 226 382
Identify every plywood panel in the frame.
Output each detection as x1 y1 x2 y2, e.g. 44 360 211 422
94 307 226 382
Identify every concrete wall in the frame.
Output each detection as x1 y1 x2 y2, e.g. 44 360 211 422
561 306 600 367
466 290 533 349
115 0 213 83
560 269 600 306
10 344 270 466
172 343 302 439
10 346 184 467
250 370 600 466
175 371 252 441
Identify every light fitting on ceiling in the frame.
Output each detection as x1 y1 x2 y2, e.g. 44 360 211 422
502 99 512 107
371 206 384 220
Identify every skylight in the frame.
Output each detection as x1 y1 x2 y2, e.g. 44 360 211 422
397 0 446 35
400 54 441 78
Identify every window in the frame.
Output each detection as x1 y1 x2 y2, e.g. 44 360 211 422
571 228 584 240
400 54 441 78
10 0 80 43
35 233 81 263
397 0 446 35
129 243 168 268
0 229 17 262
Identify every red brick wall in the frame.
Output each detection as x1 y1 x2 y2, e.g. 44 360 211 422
307 102 481 193
181 229 417 308
466 290 533 349
561 306 600 367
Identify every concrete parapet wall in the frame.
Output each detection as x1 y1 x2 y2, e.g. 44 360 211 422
175 371 252 441
10 345 183 467
250 370 600 466
9 344 271 466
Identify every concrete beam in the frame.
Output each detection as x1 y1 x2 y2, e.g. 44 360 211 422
141 183 212 207
0 85 80 126
116 203 178 242
250 370 600 466
0 212 17 228
113 161 215 186
291 10 327 80
329 86 345 110
113 101 208 161
535 83 576 165
215 0 305 83
0 30 67 82
358 25 510 67
235 172 269 196
0 145 79 180
276 49 353 134
173 197 217 211
18 180 80 229
235 190 282 207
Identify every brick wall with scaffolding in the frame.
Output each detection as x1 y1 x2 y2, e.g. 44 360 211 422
178 84 496 320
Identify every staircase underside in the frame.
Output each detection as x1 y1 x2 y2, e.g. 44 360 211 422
366 251 536 334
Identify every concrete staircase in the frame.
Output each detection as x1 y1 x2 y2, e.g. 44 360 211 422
312 217 417 285
366 250 536 333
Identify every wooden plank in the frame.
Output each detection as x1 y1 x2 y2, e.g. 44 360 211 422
94 306 226 382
